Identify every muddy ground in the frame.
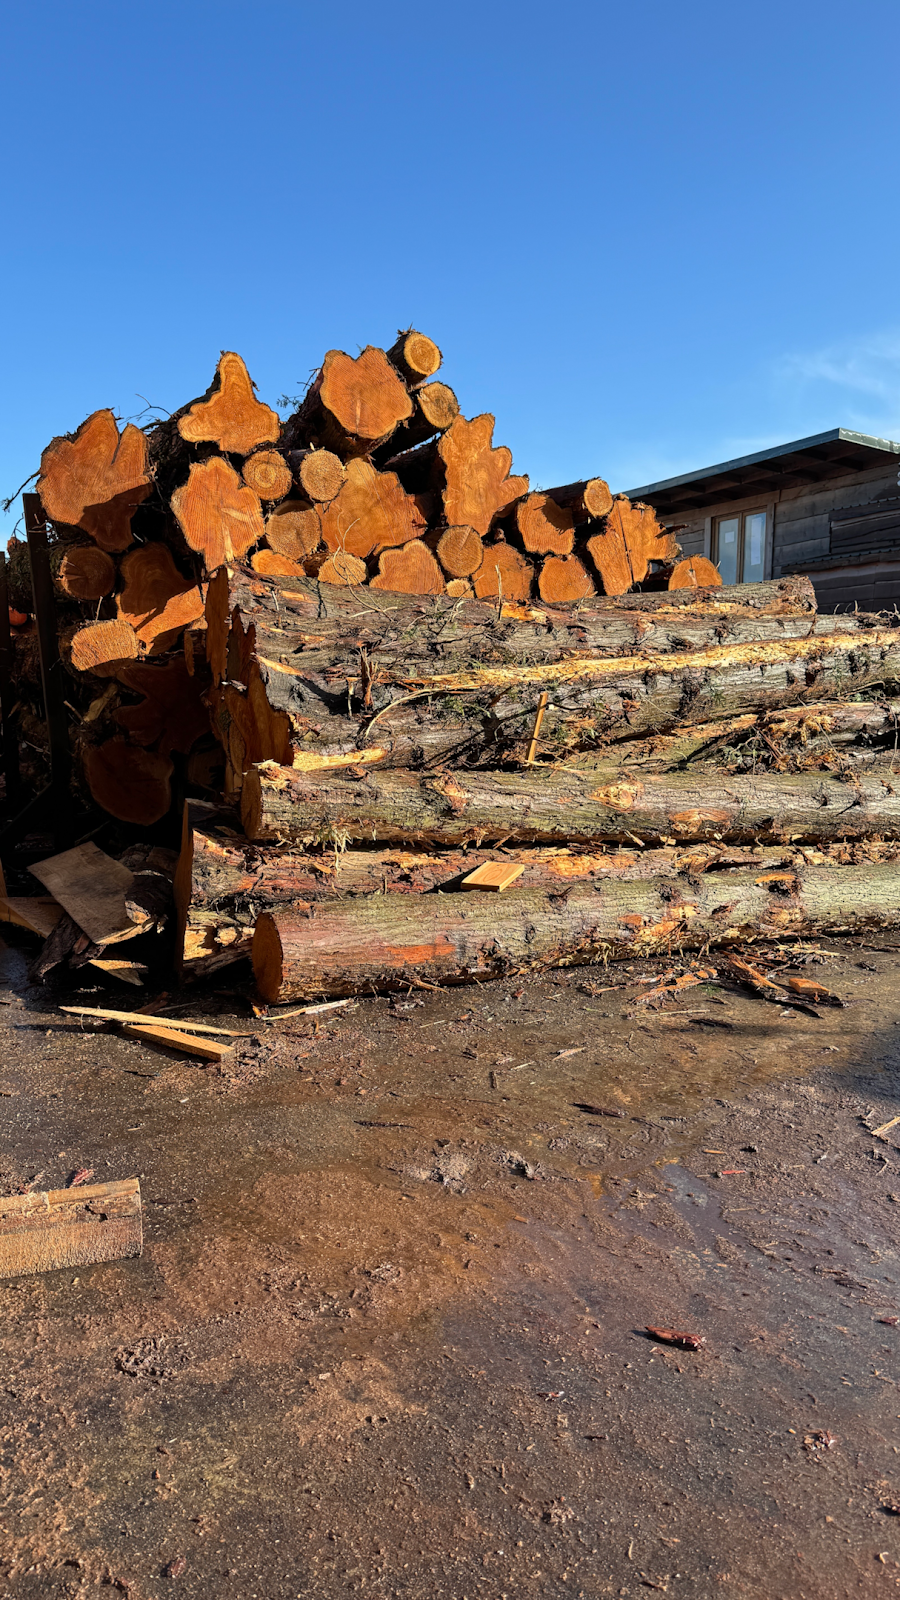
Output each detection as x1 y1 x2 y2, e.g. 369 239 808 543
2 929 900 1599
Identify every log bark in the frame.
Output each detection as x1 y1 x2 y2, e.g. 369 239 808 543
282 347 413 458
176 352 280 455
587 497 679 595
544 478 614 523
538 554 596 603
264 500 323 561
371 541 445 595
241 450 293 502
318 459 426 558
387 329 442 386
516 492 575 556
669 555 722 590
171 457 264 570
439 415 529 536
116 545 206 652
435 526 484 578
241 757 900 848
251 858 900 1000
38 410 151 551
57 546 116 601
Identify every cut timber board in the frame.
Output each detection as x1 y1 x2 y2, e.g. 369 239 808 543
120 1023 233 1062
59 1005 249 1036
460 861 526 892
0 896 64 939
30 843 136 944
0 1178 142 1279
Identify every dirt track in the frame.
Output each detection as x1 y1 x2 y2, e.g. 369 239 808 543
2 930 900 1598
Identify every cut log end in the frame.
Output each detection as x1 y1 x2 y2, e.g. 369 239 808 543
38 410 150 550
297 449 345 504
440 414 529 537
177 352 280 455
71 618 139 675
57 546 116 601
265 500 323 561
242 450 293 502
538 554 596 603
117 545 205 651
317 551 367 587
252 912 284 1002
252 548 307 578
171 456 264 571
83 742 173 824
371 541 445 595
473 543 534 603
416 382 458 432
587 497 677 596
436 525 484 578
583 478 614 520
669 556 723 590
388 329 443 385
319 346 413 446
320 459 425 558
517 493 575 556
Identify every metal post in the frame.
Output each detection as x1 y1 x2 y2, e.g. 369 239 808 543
0 551 21 811
23 493 72 847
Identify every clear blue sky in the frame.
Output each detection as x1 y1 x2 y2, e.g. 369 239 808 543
3 0 899 540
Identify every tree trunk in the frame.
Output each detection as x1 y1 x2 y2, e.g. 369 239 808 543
281 347 413 458
586 497 679 596
241 757 900 848
38 409 151 552
439 415 529 535
386 330 442 386
176 352 280 456
669 555 722 590
219 619 900 781
57 545 117 601
264 500 323 561
538 554 596 603
241 450 293 503
436 526 484 578
472 541 534 601
171 457 264 572
318 458 426 559
116 545 206 651
290 449 346 504
516 492 576 556
251 858 900 1000
374 382 461 463
370 541 446 595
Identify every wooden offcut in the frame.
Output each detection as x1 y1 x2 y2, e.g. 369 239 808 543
461 861 526 892
0 1178 142 1280
120 1022 233 1061
30 842 136 944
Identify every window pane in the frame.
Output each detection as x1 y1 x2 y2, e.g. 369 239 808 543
742 512 766 583
716 517 739 585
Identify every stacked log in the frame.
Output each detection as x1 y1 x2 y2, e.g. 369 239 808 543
8 328 900 998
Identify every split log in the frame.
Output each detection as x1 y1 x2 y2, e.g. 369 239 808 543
544 478 614 523
375 382 460 463
436 526 484 579
38 410 151 551
516 493 575 556
387 329 442 386
669 556 722 590
241 757 900 848
265 499 323 562
292 449 346 504
82 740 174 824
371 541 445 595
241 450 293 502
283 347 412 457
587 497 678 595
317 551 367 587
171 456 264 570
57 546 116 601
70 618 139 676
117 545 205 652
472 542 533 602
112 658 209 754
251 858 900 1001
439 415 529 536
176 352 280 455
319 459 426 559
538 554 595 603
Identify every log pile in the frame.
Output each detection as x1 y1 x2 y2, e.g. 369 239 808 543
6 329 900 996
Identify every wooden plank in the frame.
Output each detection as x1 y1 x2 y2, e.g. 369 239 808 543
58 1005 250 1036
0 1178 142 1279
120 1023 233 1061
30 842 136 944
0 895 64 938
460 861 526 892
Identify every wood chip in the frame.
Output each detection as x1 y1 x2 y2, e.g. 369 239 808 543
120 1023 233 1062
0 1178 142 1279
872 1115 900 1140
460 861 526 892
88 960 147 987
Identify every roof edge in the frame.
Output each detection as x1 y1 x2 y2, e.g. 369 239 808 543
624 429 900 502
